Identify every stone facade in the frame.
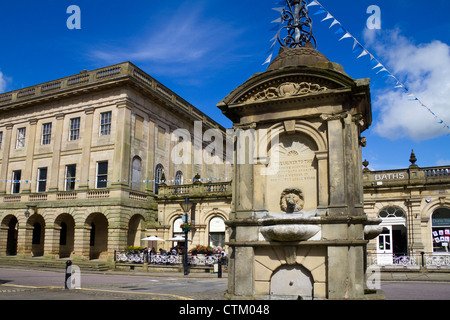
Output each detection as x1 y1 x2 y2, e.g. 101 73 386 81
0 62 229 260
363 155 450 258
218 45 374 300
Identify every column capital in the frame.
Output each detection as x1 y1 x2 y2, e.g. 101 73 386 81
116 99 135 110
84 107 95 115
28 118 38 125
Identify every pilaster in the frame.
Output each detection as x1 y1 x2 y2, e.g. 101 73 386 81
111 101 133 189
49 114 65 192
78 108 95 190
0 124 13 194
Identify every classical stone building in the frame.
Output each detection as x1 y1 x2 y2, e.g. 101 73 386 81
363 152 450 264
0 62 230 260
0 61 448 273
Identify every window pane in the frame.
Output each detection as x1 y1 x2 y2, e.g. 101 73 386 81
69 118 80 141
41 123 52 145
0 131 3 150
96 161 108 189
16 128 26 149
37 168 48 193
12 170 21 194
100 112 111 136
65 165 76 191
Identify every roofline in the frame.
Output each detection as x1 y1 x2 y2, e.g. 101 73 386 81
0 61 225 132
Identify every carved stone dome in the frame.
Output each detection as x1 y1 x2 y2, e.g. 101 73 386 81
267 43 346 74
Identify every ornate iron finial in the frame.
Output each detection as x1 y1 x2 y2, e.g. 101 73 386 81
277 0 317 49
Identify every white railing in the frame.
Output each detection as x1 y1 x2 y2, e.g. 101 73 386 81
114 251 224 266
367 252 450 268
424 167 450 178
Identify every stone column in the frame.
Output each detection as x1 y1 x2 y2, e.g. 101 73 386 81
0 124 13 194
111 101 132 189
73 225 90 260
227 126 257 298
43 225 60 258
0 225 9 257
406 198 425 254
17 223 33 257
49 114 65 192
22 119 38 194
145 120 155 193
316 151 329 215
78 108 95 190
324 114 347 216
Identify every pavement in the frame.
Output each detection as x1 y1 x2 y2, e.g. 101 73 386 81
380 270 450 282
0 265 229 301
0 262 449 302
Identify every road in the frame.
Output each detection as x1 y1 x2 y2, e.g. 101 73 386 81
0 267 227 300
0 267 449 301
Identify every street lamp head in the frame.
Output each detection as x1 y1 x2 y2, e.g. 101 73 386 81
24 205 37 218
180 197 193 213
180 201 193 213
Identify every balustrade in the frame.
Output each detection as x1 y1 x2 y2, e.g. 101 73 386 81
367 252 450 268
424 167 450 178
115 251 226 267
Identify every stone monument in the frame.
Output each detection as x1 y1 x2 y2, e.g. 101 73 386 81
218 0 381 299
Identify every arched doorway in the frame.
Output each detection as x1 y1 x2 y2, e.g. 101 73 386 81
55 214 75 258
209 216 226 248
86 213 108 260
2 215 18 256
376 206 407 265
270 265 314 300
172 217 186 249
127 215 145 247
28 215 45 257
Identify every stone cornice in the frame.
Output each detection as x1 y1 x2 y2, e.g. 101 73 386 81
0 62 225 133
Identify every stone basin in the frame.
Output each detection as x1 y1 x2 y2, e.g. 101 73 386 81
261 224 321 242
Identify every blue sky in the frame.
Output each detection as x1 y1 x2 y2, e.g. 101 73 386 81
0 0 449 170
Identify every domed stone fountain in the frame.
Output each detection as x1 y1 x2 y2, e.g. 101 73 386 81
219 0 382 300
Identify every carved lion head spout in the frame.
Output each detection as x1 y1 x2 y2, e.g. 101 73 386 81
280 188 304 213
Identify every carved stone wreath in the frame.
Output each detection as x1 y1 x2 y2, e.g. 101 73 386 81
248 82 327 102
280 188 305 213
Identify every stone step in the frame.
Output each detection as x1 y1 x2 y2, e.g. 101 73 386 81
0 257 112 272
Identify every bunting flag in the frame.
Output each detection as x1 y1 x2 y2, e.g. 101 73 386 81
0 177 233 185
263 5 287 65
304 0 450 135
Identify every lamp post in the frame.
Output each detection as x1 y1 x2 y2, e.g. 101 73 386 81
180 197 193 276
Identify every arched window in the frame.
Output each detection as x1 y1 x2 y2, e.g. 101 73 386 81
154 164 164 195
131 157 142 191
431 208 450 253
378 207 406 219
175 171 183 186
209 217 226 248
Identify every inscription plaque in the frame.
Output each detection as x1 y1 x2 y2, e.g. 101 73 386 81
267 134 318 212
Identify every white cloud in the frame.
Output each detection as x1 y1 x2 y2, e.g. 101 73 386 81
90 4 243 75
364 29 450 141
437 159 450 166
0 71 7 93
